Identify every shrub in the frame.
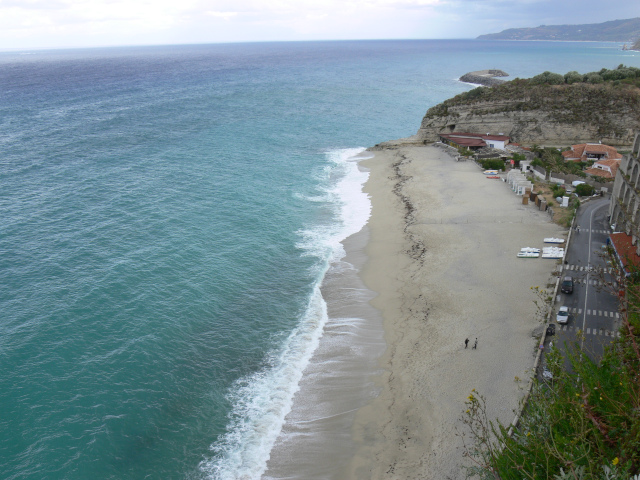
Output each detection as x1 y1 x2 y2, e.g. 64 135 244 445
480 158 505 171
575 183 595 196
585 72 604 84
551 184 566 197
530 71 565 85
564 70 583 84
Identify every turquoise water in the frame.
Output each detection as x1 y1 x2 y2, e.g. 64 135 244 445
1 40 639 480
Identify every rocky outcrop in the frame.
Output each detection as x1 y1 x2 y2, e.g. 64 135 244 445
417 80 640 146
459 69 509 87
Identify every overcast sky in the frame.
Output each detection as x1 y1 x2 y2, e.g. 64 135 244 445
1 0 640 50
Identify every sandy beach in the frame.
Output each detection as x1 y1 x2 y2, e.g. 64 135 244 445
344 144 565 479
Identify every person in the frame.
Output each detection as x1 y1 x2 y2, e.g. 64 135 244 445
472 338 478 349
465 338 469 349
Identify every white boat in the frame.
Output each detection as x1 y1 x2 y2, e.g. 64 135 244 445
520 247 541 253
483 170 499 175
543 237 564 244
541 246 564 259
517 252 540 258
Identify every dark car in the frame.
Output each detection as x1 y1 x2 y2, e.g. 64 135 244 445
561 276 574 294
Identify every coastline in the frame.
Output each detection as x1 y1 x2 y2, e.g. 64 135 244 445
346 144 565 479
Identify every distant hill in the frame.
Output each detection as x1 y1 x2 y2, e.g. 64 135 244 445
478 17 640 42
633 38 640 51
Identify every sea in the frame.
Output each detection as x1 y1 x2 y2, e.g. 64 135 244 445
1 39 639 480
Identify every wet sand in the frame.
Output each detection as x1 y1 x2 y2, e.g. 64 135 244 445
345 144 565 479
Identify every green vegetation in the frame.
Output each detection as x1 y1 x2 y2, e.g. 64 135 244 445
550 184 566 198
480 158 505 171
458 147 474 157
575 183 596 196
424 66 640 139
462 255 640 479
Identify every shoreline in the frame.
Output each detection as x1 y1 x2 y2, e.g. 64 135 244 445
345 144 565 479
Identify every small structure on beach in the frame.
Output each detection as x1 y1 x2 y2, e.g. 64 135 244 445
507 169 533 196
439 132 510 151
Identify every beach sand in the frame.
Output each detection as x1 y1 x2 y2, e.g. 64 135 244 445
344 144 565 479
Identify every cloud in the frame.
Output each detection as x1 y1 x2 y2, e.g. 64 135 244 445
1 0 639 49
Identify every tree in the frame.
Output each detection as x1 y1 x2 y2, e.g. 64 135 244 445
575 183 596 196
564 70 583 84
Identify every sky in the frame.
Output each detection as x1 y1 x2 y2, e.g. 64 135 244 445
1 0 640 50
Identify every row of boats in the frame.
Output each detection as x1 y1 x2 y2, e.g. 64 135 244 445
517 238 565 259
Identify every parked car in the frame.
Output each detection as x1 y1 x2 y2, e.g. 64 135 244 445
556 306 570 324
560 276 574 294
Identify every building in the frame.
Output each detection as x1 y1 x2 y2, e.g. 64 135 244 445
609 132 640 269
562 143 622 163
584 157 621 180
438 132 510 151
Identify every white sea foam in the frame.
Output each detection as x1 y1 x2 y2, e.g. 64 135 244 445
199 148 371 480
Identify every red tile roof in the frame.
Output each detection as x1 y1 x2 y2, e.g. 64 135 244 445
562 143 622 162
584 158 621 179
610 232 640 275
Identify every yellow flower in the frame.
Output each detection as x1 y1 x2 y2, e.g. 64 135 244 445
600 397 603 400
466 409 470 413
613 457 619 466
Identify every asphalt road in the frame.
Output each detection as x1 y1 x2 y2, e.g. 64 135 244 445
548 196 621 365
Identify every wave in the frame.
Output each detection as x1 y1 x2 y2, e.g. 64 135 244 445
199 147 371 479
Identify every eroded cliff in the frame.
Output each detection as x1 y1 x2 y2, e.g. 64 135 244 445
417 79 640 146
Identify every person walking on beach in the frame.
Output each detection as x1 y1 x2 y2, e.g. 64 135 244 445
465 338 469 349
472 338 478 349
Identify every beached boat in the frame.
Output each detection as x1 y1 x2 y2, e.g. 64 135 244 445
483 170 499 175
486 175 500 179
543 237 564 244
517 252 539 258
520 247 541 253
541 246 564 259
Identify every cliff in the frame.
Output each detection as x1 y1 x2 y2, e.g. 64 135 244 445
417 80 640 146
478 17 640 42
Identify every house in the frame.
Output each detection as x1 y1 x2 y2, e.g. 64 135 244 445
609 131 640 257
438 132 510 151
584 157 621 180
562 143 622 163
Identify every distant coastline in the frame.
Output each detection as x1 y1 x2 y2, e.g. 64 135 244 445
477 17 640 42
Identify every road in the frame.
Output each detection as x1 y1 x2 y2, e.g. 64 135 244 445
548 197 622 365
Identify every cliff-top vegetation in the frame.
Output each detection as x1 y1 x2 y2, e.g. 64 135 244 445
422 65 640 141
427 65 640 116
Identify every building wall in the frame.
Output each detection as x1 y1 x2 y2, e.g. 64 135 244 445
609 131 640 253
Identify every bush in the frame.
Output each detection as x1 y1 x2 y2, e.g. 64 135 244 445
585 72 604 84
530 71 565 85
575 183 595 196
479 158 505 171
564 70 583 84
551 184 566 197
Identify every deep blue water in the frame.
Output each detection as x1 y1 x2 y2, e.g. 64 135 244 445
1 40 639 480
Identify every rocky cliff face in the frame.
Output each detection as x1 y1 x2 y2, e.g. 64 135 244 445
417 81 640 146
